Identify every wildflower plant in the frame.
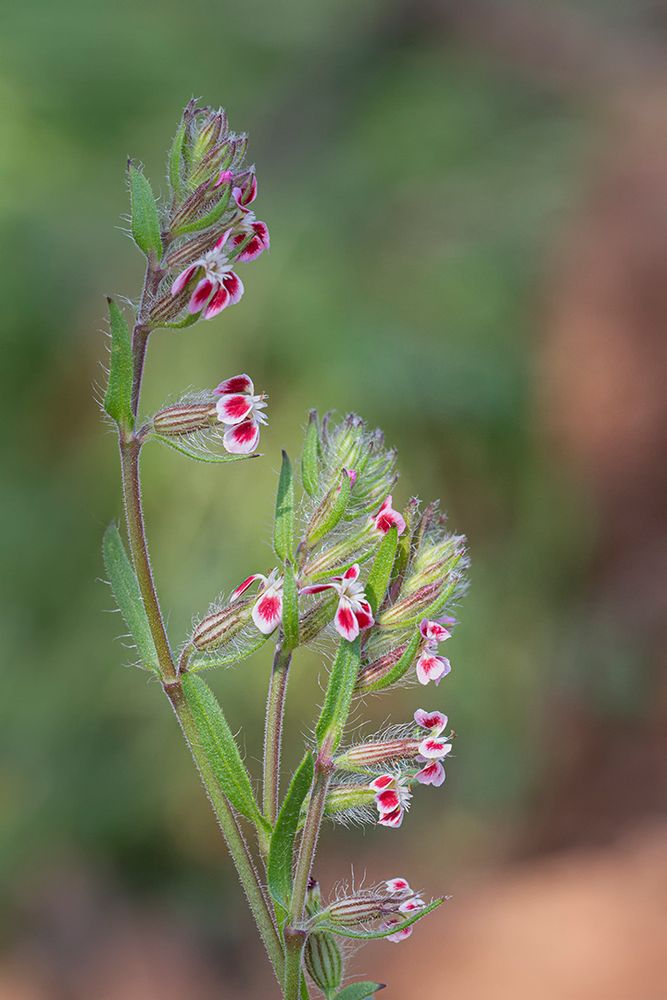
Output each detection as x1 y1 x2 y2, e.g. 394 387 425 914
101 100 468 1000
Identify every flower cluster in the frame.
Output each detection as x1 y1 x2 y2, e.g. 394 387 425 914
105 103 466 998
152 373 268 455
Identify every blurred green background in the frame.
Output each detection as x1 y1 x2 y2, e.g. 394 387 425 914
2 1 665 997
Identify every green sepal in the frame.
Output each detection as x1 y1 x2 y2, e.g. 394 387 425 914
274 450 295 561
102 523 158 673
159 311 200 331
281 562 299 650
172 187 231 237
355 628 421 694
319 898 445 941
301 410 320 497
364 526 398 615
152 434 260 464
103 298 134 430
128 163 163 259
334 983 386 999
268 752 315 910
315 637 361 753
181 674 269 833
307 470 352 546
189 633 269 672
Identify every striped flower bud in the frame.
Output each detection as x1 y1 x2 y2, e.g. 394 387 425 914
192 600 253 651
335 738 421 771
304 931 343 996
356 643 409 691
325 894 402 926
153 403 216 436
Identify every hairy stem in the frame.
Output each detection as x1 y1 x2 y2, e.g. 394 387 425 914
263 640 292 826
288 759 332 927
165 682 284 979
283 928 307 1000
116 260 285 986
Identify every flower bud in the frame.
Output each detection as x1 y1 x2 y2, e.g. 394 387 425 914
298 593 337 644
192 600 253 651
379 581 443 628
153 403 216 437
304 932 343 996
325 894 401 926
336 738 420 770
305 469 353 545
356 643 409 691
322 783 376 820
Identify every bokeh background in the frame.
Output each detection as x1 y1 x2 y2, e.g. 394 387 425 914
1 0 666 997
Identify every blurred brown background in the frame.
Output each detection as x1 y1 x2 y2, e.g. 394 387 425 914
1 0 666 997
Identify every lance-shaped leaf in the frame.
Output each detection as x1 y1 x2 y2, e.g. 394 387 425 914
282 561 299 650
152 434 260 464
268 752 315 909
274 450 295 562
356 628 421 694
319 898 445 940
168 121 187 199
103 298 134 430
364 526 398 615
334 983 386 999
315 638 361 753
181 674 268 832
307 470 352 546
102 523 158 673
301 410 320 497
128 163 163 258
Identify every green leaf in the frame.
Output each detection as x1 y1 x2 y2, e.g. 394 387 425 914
334 983 386 999
102 523 158 672
274 450 295 561
321 898 445 941
356 628 421 694
301 410 320 497
365 526 398 615
307 470 352 546
181 674 267 831
128 163 163 258
153 434 260 463
268 752 314 908
282 562 299 650
315 638 361 753
103 298 134 430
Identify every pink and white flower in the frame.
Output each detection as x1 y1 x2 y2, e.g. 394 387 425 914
230 210 270 262
385 877 413 897
214 373 267 454
170 231 243 320
230 569 282 634
300 563 374 642
372 495 406 536
380 879 426 942
369 774 412 828
413 709 452 787
415 617 452 686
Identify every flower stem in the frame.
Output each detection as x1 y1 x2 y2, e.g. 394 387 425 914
283 928 307 1000
263 640 292 826
116 260 285 986
288 758 332 927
